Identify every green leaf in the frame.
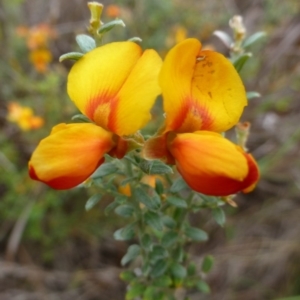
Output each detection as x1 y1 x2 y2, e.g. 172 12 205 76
170 177 189 193
155 178 164 195
141 233 152 250
139 159 173 175
150 259 168 278
75 34 96 53
184 227 208 242
195 280 210 294
172 247 184 262
85 194 102 211
114 223 135 241
170 263 187 279
121 244 141 266
59 52 83 62
213 30 233 48
144 211 163 231
134 187 161 210
162 216 176 229
167 196 187 208
104 200 119 215
149 245 168 263
187 262 196 276
115 205 135 218
71 114 91 123
246 91 261 100
201 255 214 273
212 207 226 227
232 53 252 72
126 283 145 300
91 163 118 178
128 36 142 43
161 231 178 248
98 19 126 34
243 31 266 48
143 287 157 300
119 270 136 282
152 275 172 287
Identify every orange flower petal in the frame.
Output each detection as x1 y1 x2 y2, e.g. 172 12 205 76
160 38 247 133
67 42 162 136
168 131 259 196
28 123 115 189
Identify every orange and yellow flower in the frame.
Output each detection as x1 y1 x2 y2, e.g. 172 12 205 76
144 38 259 196
29 41 162 189
7 102 44 131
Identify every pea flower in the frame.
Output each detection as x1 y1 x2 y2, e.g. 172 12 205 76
29 42 162 189
144 38 259 196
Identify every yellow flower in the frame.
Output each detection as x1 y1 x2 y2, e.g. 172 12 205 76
7 102 44 131
29 42 162 189
29 49 52 73
144 39 259 196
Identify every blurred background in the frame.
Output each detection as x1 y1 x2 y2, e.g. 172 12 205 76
0 0 299 299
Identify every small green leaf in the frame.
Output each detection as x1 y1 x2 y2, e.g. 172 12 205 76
59 52 83 62
139 159 173 175
134 187 161 210
71 114 91 123
172 247 184 262
143 287 157 299
91 163 118 178
167 196 187 208
202 255 214 273
119 270 136 282
246 91 261 100
152 275 172 287
170 263 187 279
76 34 96 53
162 216 176 229
114 223 135 241
85 194 102 211
213 30 233 48
126 283 145 300
141 233 152 250
184 227 208 242
243 31 266 49
144 211 163 231
104 200 119 215
128 36 142 43
149 245 168 263
232 53 252 72
121 244 141 266
212 207 226 227
98 19 126 34
150 259 168 278
161 231 178 248
155 178 164 195
195 280 210 294
170 177 189 193
115 205 135 218
187 262 196 276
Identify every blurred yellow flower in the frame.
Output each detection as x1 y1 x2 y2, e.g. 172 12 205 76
118 183 131 196
7 102 44 131
105 4 121 18
29 49 52 73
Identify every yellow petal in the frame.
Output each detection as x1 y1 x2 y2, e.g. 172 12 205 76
29 123 115 189
168 131 259 196
160 38 247 133
113 49 162 136
67 42 162 136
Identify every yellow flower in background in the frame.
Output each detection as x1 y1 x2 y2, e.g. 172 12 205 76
175 26 187 44
7 102 44 131
29 49 52 73
105 4 121 18
29 42 162 190
16 23 56 73
144 38 259 196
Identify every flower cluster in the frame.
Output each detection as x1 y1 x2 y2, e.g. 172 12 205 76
29 38 259 196
16 23 56 73
7 102 44 131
